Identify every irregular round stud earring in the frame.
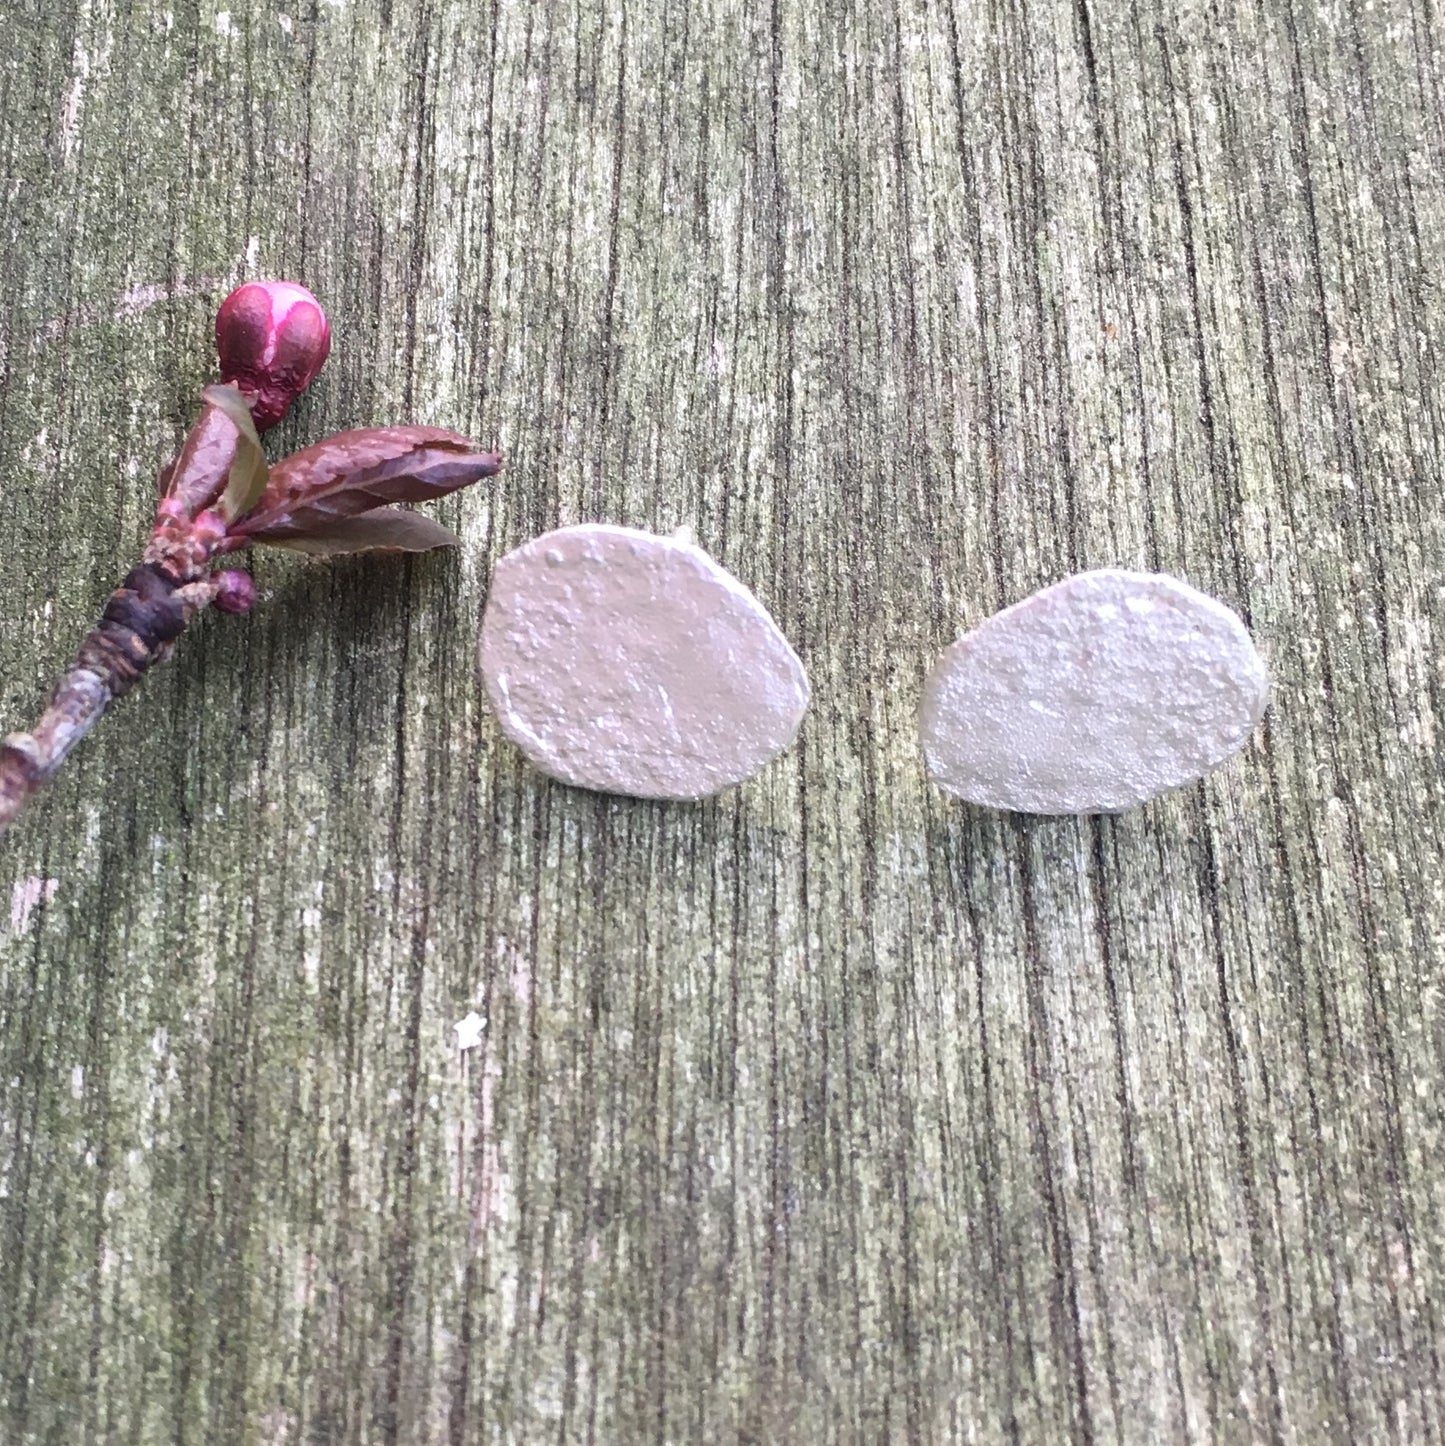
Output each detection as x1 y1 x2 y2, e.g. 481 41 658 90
919 569 1269 814
479 524 809 800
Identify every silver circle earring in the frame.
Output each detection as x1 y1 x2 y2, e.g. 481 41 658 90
479 524 809 800
919 568 1269 814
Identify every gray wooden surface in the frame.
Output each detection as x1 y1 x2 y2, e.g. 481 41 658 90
2 0 1443 1441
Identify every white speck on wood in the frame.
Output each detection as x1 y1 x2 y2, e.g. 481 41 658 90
59 38 88 162
10 876 59 935
454 1011 487 1051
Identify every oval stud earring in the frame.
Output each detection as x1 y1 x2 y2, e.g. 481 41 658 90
479 524 809 800
919 568 1270 814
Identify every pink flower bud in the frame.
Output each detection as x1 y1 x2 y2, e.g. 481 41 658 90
212 570 258 615
215 281 331 432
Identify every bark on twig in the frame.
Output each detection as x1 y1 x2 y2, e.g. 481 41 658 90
0 563 218 834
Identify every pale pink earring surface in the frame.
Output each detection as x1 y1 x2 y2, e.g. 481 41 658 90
919 569 1269 815
480 524 809 800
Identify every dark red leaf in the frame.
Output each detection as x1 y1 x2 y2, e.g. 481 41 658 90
204 386 269 521
161 393 246 518
230 427 502 540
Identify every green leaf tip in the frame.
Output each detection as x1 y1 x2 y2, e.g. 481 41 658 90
256 508 462 555
203 384 269 523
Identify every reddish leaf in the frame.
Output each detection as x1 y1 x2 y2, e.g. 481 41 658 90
203 385 269 522
161 390 249 518
230 427 502 540
257 508 462 555
154 456 176 504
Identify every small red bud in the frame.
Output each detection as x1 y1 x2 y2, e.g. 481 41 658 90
212 570 258 615
215 280 331 432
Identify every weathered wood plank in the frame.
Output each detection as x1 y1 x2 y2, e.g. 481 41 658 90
2 0 1442 1440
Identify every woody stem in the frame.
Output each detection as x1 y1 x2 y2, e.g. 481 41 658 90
0 563 220 838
